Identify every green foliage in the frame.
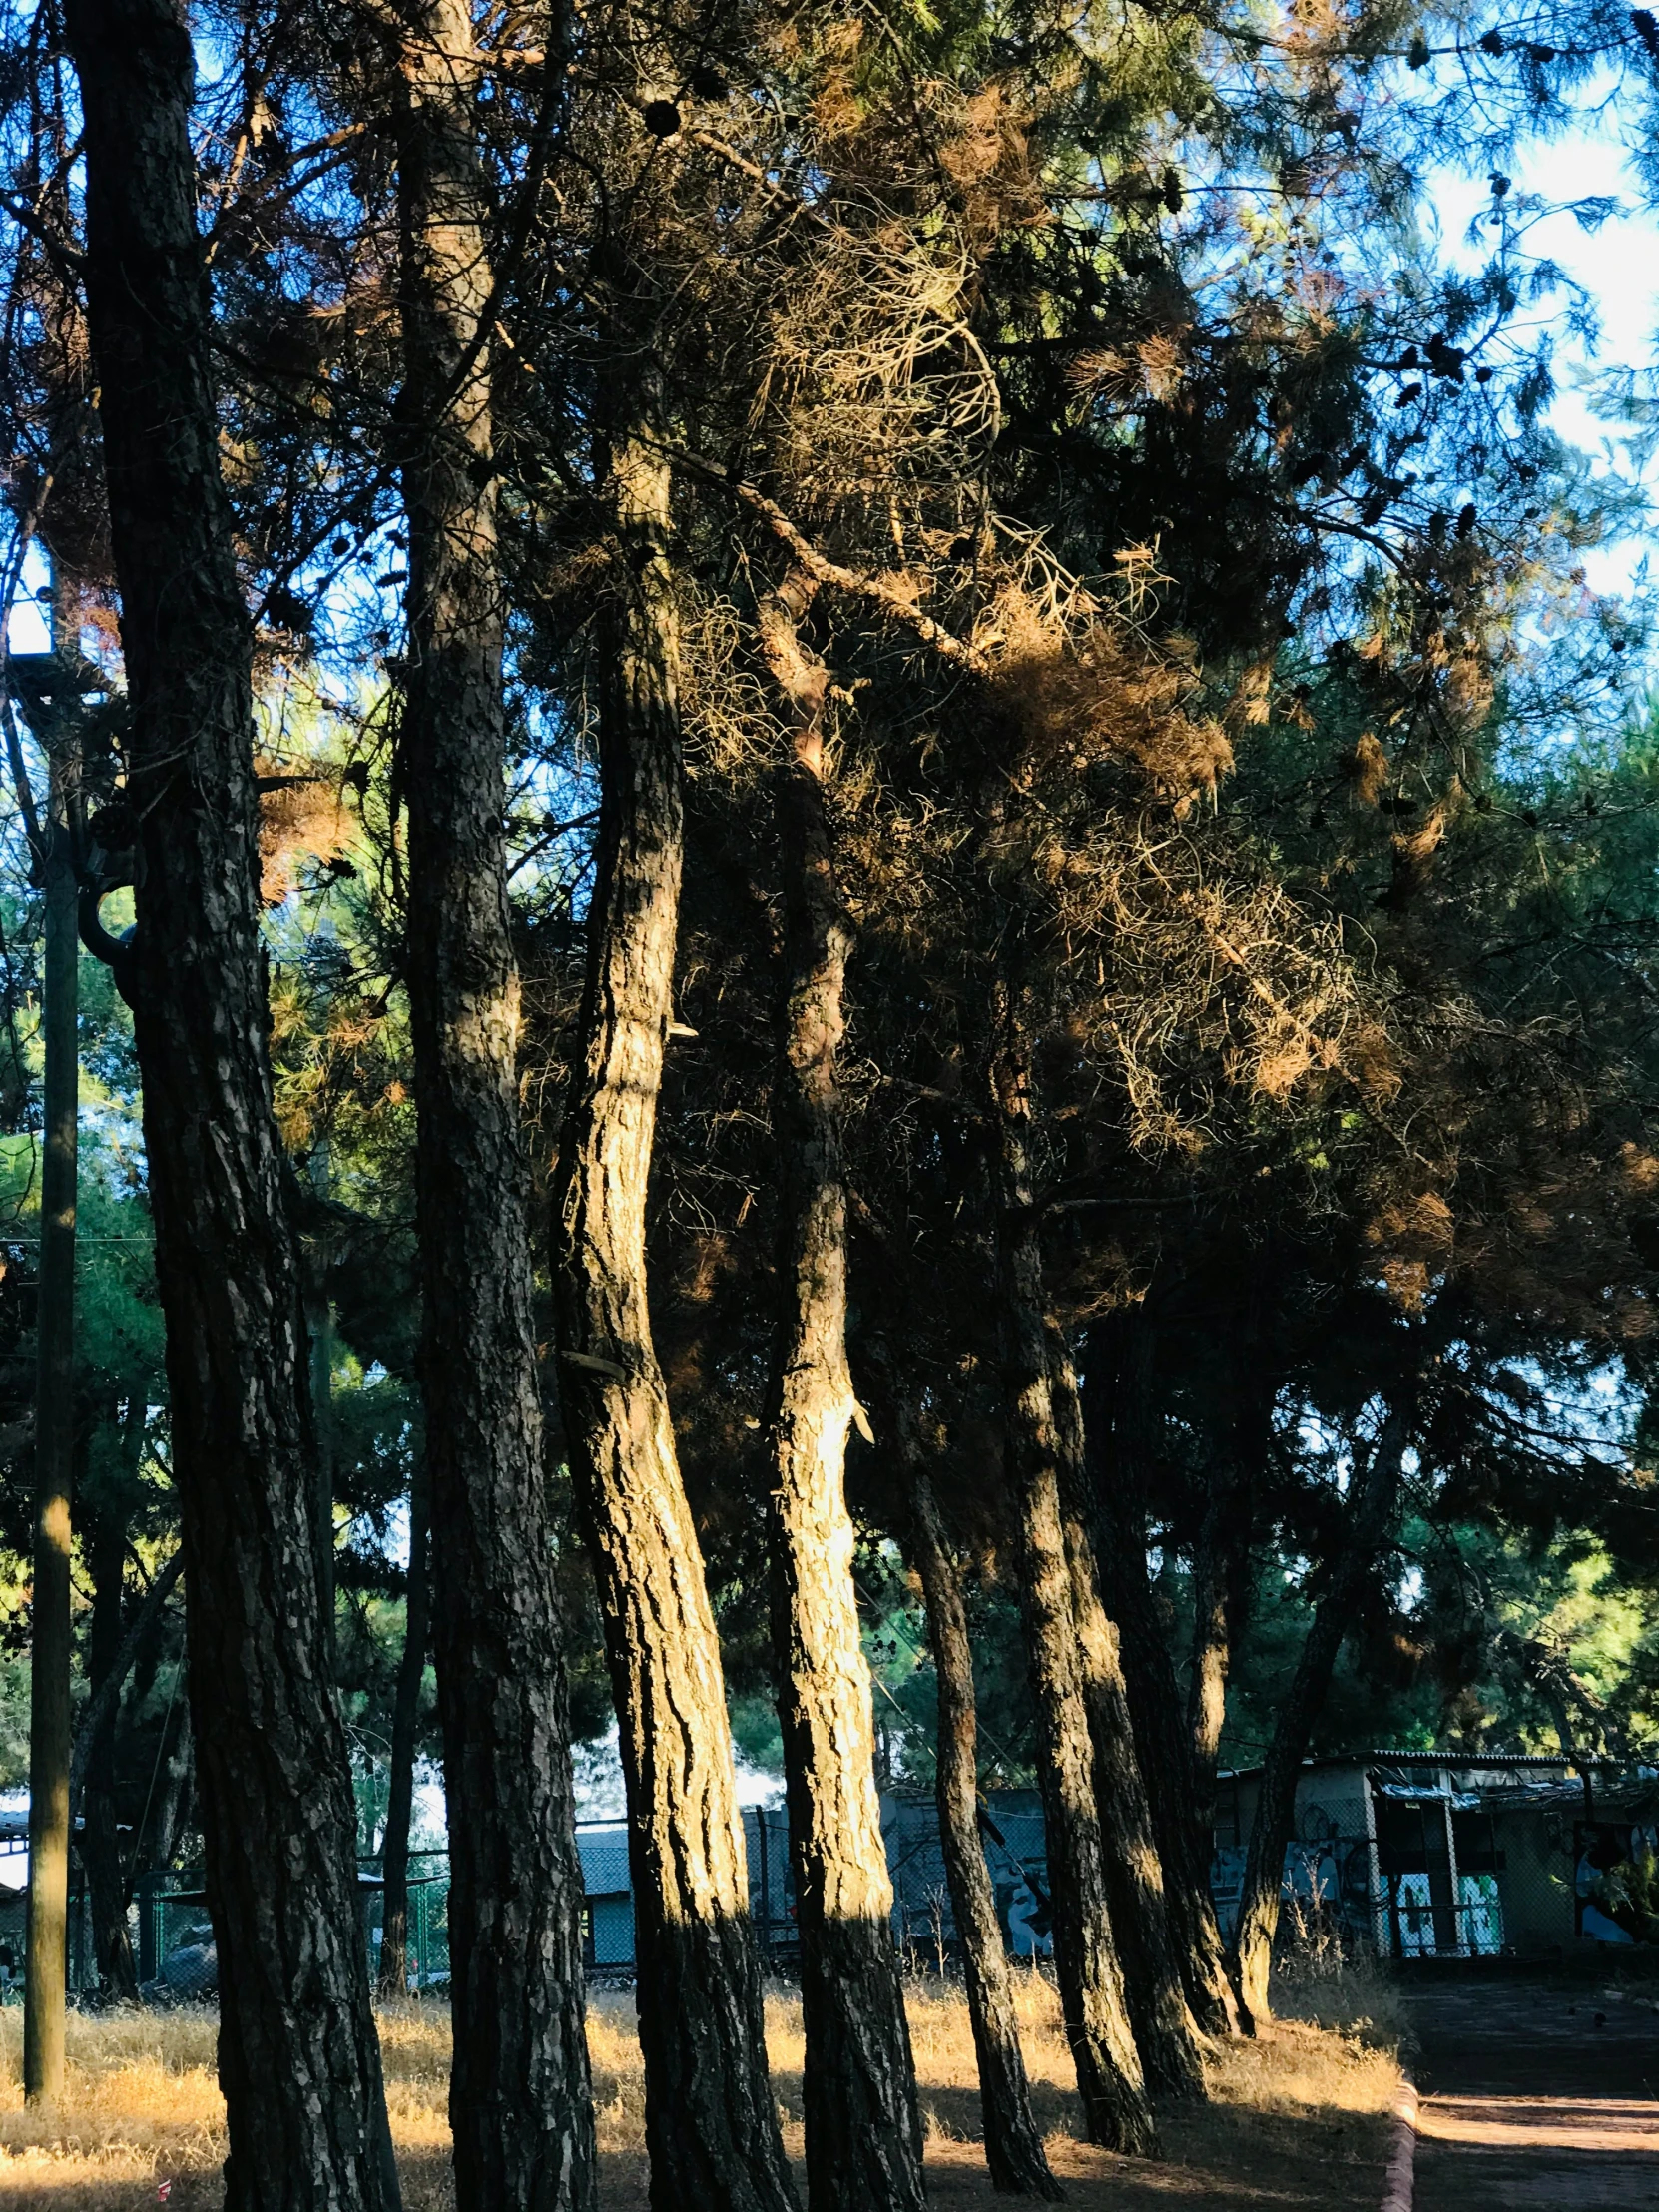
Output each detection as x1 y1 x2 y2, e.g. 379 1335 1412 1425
11 0 1659 1892
0 1644 29 1788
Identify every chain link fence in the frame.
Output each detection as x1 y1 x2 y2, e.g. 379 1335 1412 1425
1213 1755 1659 1964
880 1792 1056 1968
29 1754 1659 2008
130 1849 456 2002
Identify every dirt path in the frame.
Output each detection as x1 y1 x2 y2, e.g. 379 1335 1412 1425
1409 1979 1659 2209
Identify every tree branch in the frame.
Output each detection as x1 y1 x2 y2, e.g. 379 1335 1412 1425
69 1548 185 1813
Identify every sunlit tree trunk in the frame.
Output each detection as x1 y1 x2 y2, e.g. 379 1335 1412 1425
377 1454 429 2000
1230 1401 1413 2031
24 732 76 2100
395 8 596 2202
992 1033 1157 2158
1049 1334 1208 2096
551 367 796 2212
1081 1334 1239 2038
760 572 924 2212
61 5 398 2199
905 1458 1060 2197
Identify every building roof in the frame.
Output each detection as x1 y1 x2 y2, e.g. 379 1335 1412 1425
1218 1751 1658 1783
1215 1752 1659 1817
576 1825 631 1899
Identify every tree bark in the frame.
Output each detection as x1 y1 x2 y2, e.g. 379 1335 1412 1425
24 743 76 2099
82 1496 140 2001
1187 1367 1269 1844
1187 1451 1257 1841
151 1701 195 1873
395 10 596 2205
378 1454 430 1999
904 1461 1060 2198
1080 1338 1238 2039
550 368 796 2212
1048 1335 1208 2097
70 1546 184 1814
761 570 925 2212
991 1040 1156 2157
61 6 398 2202
306 1275 337 1679
1230 1402 1413 2032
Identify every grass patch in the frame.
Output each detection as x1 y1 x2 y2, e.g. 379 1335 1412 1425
0 1963 1399 2207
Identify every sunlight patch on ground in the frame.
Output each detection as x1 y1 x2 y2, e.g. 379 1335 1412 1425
0 1970 1397 2206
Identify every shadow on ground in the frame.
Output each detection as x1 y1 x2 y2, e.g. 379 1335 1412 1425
1410 1978 1659 2212
0 1985 1396 2209
0 2094 1386 2211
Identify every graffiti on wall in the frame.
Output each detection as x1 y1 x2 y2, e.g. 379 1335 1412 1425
1575 1821 1659 1943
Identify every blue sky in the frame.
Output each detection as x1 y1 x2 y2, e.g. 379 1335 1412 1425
7 103 1659 653
4 542 47 655
1432 105 1659 599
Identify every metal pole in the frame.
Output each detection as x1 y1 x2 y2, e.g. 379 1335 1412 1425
1440 1770 1463 1956
24 733 78 2105
1360 1767 1387 1959
756 1805 770 1958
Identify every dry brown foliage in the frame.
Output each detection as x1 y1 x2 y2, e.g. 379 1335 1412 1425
255 757 351 906
980 587 1232 809
1348 730 1388 807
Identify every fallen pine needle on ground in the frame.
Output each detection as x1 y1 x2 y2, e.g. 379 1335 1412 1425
0 1960 1399 2207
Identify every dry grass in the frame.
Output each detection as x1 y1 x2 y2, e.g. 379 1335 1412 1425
1270 1941 1411 2051
1207 2010 1401 2125
0 1965 1399 2207
0 2006 224 2205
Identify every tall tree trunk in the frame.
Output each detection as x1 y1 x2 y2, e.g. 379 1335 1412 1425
1230 1402 1414 2032
61 8 398 2202
1187 1446 1257 1842
1081 1335 1238 2039
70 1546 184 1816
991 1039 1156 2158
550 368 796 2212
1048 1335 1208 2098
151 1702 195 1873
378 1454 430 1999
395 11 596 2206
82 1494 140 2001
24 733 76 2099
904 1461 1060 2198
1187 1359 1269 1844
305 1264 336 1679
760 570 925 2212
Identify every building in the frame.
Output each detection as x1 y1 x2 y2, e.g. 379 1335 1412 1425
100 1750 1659 2000
576 1825 633 1970
576 1795 1058 1977
1212 1753 1659 1958
573 1759 1659 1973
573 1800 1050 1970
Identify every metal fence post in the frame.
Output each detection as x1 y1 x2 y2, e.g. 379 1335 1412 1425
756 1806 770 1958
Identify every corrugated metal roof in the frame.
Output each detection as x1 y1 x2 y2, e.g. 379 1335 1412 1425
1219 1752 1659 1782
576 1827 631 1898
